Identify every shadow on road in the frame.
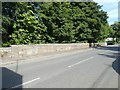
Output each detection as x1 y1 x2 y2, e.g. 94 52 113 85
112 57 120 75
98 52 118 59
1 67 23 90
96 45 120 75
95 45 120 52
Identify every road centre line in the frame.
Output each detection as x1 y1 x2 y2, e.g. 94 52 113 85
10 77 40 89
68 57 94 68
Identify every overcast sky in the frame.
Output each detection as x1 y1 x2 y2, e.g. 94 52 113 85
94 0 119 25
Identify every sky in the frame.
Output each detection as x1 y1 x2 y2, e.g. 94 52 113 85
94 0 119 25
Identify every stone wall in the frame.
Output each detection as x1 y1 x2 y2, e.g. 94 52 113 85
0 43 89 61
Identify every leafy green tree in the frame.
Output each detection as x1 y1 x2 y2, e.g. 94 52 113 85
111 22 120 43
40 2 75 43
2 2 110 46
70 2 109 43
2 2 20 44
98 24 113 42
9 2 47 44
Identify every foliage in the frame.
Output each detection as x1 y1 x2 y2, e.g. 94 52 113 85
2 2 112 46
3 2 48 45
111 22 120 43
2 42 10 47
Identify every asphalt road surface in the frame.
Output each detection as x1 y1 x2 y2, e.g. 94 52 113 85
2 45 120 89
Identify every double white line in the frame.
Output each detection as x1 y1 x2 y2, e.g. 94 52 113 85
68 57 94 68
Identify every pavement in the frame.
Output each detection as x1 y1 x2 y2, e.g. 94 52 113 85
1 45 120 89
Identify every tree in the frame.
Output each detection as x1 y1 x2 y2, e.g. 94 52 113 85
2 2 48 45
40 2 75 43
70 2 109 43
9 2 48 44
2 2 20 43
111 22 120 43
2 2 110 46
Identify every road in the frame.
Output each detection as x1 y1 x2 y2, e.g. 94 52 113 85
2 45 120 89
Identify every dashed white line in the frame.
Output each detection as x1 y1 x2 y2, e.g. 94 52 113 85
10 77 40 89
68 57 94 68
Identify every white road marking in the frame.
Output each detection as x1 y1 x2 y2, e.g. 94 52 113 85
99 52 107 54
99 51 109 54
68 57 94 68
10 77 40 89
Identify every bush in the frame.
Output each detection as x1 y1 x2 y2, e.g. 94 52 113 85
2 42 11 47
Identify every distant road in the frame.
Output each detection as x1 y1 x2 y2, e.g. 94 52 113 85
2 45 120 89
